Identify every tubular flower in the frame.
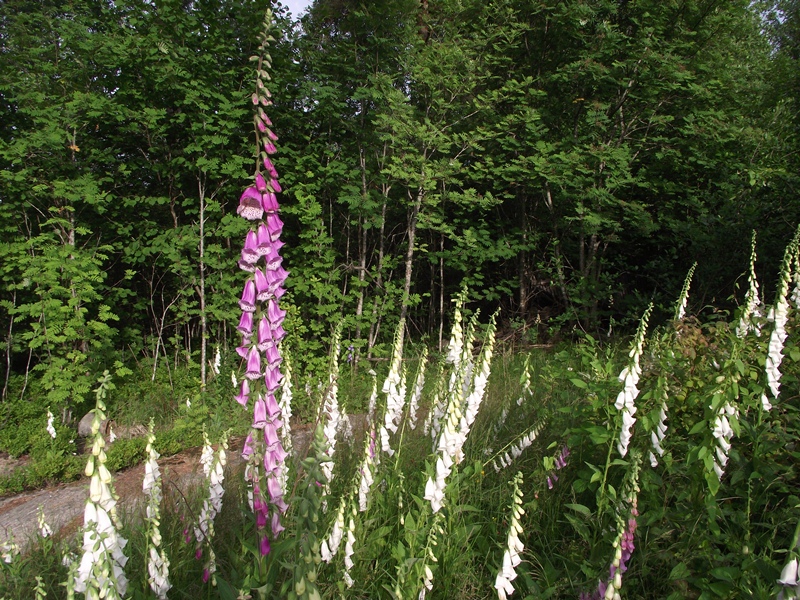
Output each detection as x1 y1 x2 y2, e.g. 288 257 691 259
143 419 171 599
37 506 53 538
710 398 737 479
380 319 406 456
493 421 545 472
585 453 642 600
408 349 428 429
46 409 57 439
736 232 763 338
193 432 227 586
495 472 525 600
615 304 652 457
763 233 798 410
75 374 128 600
674 262 697 321
236 12 290 555
424 305 498 513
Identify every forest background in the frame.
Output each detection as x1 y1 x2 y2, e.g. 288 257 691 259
0 0 799 426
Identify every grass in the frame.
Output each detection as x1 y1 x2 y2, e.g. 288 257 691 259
1 288 800 599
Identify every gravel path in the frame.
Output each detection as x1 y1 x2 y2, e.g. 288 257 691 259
0 425 321 551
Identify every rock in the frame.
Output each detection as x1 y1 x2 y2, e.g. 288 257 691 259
77 412 115 439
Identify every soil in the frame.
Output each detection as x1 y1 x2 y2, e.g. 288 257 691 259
0 420 327 551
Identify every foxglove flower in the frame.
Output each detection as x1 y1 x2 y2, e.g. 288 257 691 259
37 506 52 538
342 513 357 588
674 262 696 321
408 349 428 429
143 419 171 599
710 398 737 479
194 432 227 586
380 320 406 456
586 452 641 600
75 375 129 600
1 534 19 564
46 409 57 439
495 472 525 600
424 306 498 513
763 235 797 410
614 305 652 457
236 15 290 556
736 232 763 338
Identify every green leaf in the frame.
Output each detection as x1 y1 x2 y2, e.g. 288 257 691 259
564 503 592 516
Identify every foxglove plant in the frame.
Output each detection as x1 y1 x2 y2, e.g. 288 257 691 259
518 354 532 406
407 347 428 429
194 431 227 585
380 319 406 457
614 304 652 457
710 397 737 479
495 472 525 600
545 444 570 490
792 250 800 309
424 307 497 513
320 323 343 501
236 8 290 558
143 419 170 599
342 509 357 588
418 513 444 600
492 421 545 472
0 534 19 564
46 408 57 439
648 388 668 468
584 452 641 600
37 505 52 538
423 361 446 442
763 233 798 410
674 262 696 321
777 521 800 600
736 232 763 338
75 371 128 600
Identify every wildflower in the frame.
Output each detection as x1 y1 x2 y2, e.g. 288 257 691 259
320 324 343 492
194 432 227 585
46 409 57 439
674 262 696 321
342 513 356 587
588 452 641 600
518 355 532 406
425 310 498 513
236 9 291 563
492 421 544 473
1 534 19 564
710 398 737 479
736 232 763 338
75 374 129 599
495 472 525 600
648 397 668 468
213 346 221 375
380 320 406 456
615 304 652 457
143 419 171 599
37 506 53 538
763 233 798 409
320 498 346 562
407 348 428 429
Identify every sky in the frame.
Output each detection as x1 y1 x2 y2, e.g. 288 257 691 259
279 0 313 19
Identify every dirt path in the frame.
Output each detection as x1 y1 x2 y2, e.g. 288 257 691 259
0 426 318 550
